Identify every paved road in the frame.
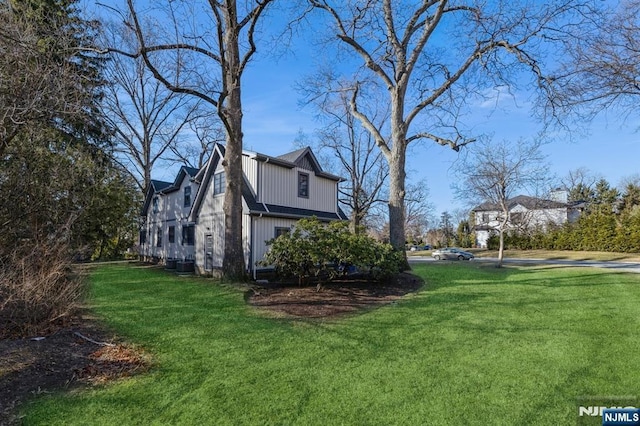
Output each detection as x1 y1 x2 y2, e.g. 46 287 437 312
408 256 640 273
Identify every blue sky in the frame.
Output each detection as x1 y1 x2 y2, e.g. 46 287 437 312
90 1 640 217
240 44 640 216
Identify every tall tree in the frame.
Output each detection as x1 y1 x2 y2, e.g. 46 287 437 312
119 0 274 279
455 139 548 267
404 179 434 244
619 177 640 215
305 0 596 264
0 0 138 336
168 118 226 170
308 84 389 232
0 0 103 155
100 20 203 193
439 211 454 248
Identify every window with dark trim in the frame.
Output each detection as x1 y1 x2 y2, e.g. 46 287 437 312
168 226 175 244
156 227 163 247
298 172 309 198
184 186 191 207
139 229 146 245
213 172 226 195
510 212 523 224
152 196 159 213
182 224 195 246
274 227 290 239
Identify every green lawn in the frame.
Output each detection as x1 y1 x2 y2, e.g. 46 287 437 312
407 248 640 262
22 263 640 425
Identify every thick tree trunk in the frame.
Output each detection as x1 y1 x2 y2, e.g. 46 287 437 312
388 143 409 270
220 2 246 281
386 89 409 269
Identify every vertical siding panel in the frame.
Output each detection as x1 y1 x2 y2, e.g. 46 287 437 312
242 154 257 192
260 163 338 213
252 217 300 269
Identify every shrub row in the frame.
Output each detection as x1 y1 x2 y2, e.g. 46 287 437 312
487 209 640 253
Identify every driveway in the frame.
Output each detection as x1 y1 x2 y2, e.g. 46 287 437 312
408 256 640 273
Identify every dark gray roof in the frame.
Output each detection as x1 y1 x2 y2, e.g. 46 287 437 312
276 147 308 164
258 204 346 221
473 195 568 212
161 166 201 194
141 180 173 216
184 166 199 177
255 146 344 182
150 179 172 192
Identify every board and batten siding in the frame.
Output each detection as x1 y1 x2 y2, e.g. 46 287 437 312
251 216 300 269
260 162 338 212
242 153 258 192
194 211 225 271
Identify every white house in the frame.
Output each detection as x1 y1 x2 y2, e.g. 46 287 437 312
139 143 346 276
472 192 584 248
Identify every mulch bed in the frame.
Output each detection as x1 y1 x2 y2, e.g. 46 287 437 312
0 272 423 424
247 272 424 318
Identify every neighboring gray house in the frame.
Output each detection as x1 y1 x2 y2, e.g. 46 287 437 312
472 192 584 248
139 143 346 276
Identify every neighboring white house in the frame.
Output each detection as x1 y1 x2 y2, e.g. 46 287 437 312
472 192 584 248
139 143 346 276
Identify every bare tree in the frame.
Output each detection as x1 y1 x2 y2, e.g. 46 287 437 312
305 0 596 266
455 139 549 267
310 86 389 232
168 117 226 170
100 21 204 193
549 1 640 121
404 179 434 244
561 167 602 203
113 0 274 279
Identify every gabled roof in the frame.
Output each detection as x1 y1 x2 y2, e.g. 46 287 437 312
150 179 172 192
189 143 346 222
189 144 223 222
473 195 568 212
141 179 173 216
141 168 200 216
158 166 200 194
255 146 344 182
276 147 309 164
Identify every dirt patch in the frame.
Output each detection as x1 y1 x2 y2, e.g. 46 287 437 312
0 315 149 425
247 272 424 318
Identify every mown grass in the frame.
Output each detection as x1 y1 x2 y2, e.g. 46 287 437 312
407 248 640 262
22 262 640 425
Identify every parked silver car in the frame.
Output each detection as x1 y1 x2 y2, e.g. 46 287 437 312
431 247 474 261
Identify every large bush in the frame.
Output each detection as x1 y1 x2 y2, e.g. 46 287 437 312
259 217 405 284
0 239 85 339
